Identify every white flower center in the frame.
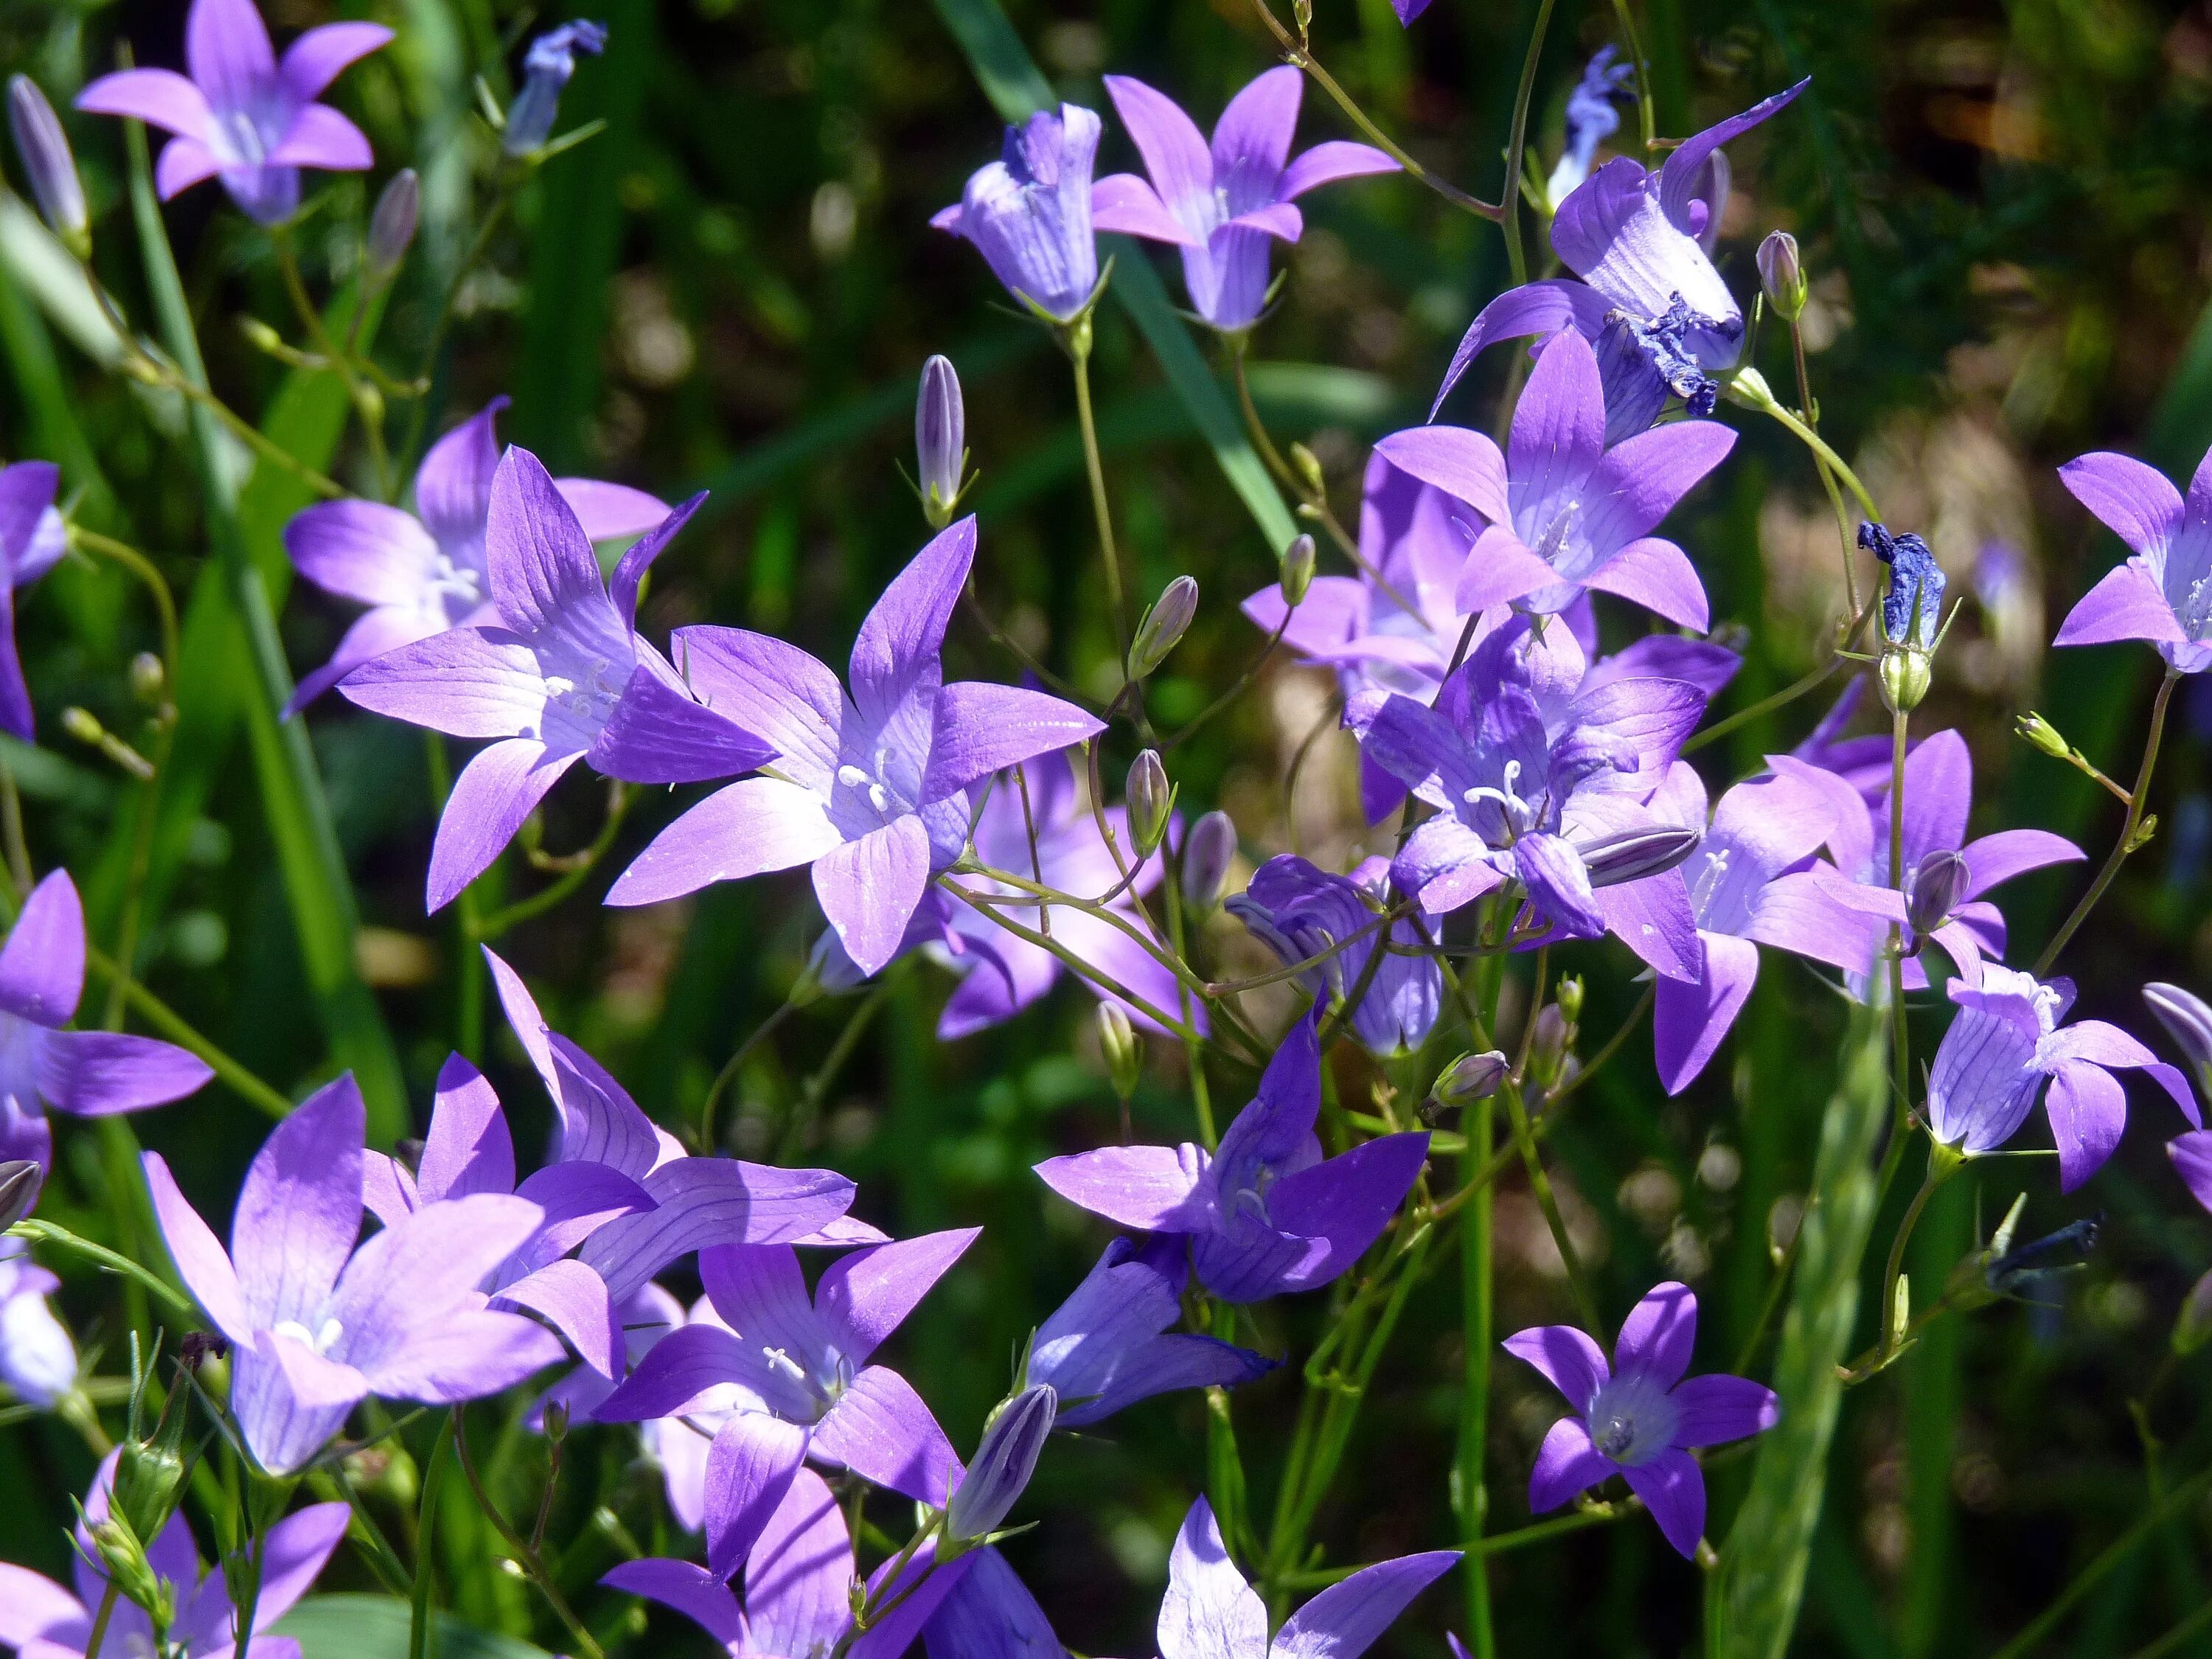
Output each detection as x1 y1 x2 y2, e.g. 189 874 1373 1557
272 1315 344 1357
1464 759 1538 842
1585 1370 1680 1466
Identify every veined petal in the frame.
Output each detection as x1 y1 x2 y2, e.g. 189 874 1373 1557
1372 425 1509 521
1500 1323 1608 1410
1033 1143 1210 1231
1159 1498 1268 1659
233 1077 364 1333
1581 538 1710 630
1655 80 1808 227
1581 419 1737 552
2059 451 2183 565
746 1469 855 1659
581 1158 857 1302
1654 931 1759 1094
1613 1281 1697 1386
2047 1058 2126 1194
0 869 85 1025
143 1152 254 1345
1432 279 1612 416
587 658 777 786
815 1227 981 1366
813 815 932 978
849 517 974 733
702 1413 809 1580
330 1192 547 1369
1960 829 2084 899
606 492 704 631
1669 1373 1778 1447
1091 173 1203 244
606 777 844 906
497 1260 622 1380
1102 74 1214 225
1281 139 1399 199
1527 1414 1613 1512
1509 330 1607 516
426 739 578 912
485 446 619 637
338 625 547 740
1210 66 1302 212
599 1559 742 1647
919 681 1105 802
1454 524 1562 614
1620 1448 1705 1558
415 1055 514 1202
668 626 846 794
813 1365 961 1506
1270 1551 1460 1659
414 399 507 549
1265 1133 1430 1292
37 1031 212 1118
284 500 439 608
2054 559 2185 647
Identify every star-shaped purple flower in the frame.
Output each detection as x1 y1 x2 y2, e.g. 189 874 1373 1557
77 0 389 224
1504 1281 1778 1558
1379 328 1734 631
0 869 214 1170
2051 442 2212 673
0 460 64 742
1228 853 1440 1054
1093 69 1397 332
1034 1015 1429 1303
339 445 775 911
605 517 1105 975
283 397 669 712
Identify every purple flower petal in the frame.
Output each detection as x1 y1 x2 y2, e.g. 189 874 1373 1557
2171 1130 2212 1213
1432 279 1613 417
285 500 439 607
815 1227 981 1366
586 658 776 786
2055 559 2186 647
1668 1373 1778 1446
921 1545 1061 1659
1454 524 1564 613
76 68 213 138
582 1158 858 1302
1619 1447 1705 1558
1613 1280 1697 1386
813 815 932 979
1103 74 1213 223
143 1152 254 1345
703 1411 809 1579
1371 425 1509 521
1265 1133 1430 1292
669 626 847 793
232 1076 364 1333
1281 139 1399 198
1955 828 2083 899
186 0 279 120
0 869 85 1026
1159 1498 1268 1659
1528 1414 1613 1512
329 1191 546 1366
1500 1324 1610 1410
813 1363 961 1506
599 1559 742 1646
593 1321 757 1421
1742 872 1883 975
1514 832 1605 939
1091 172 1203 245
607 776 844 906
748 1469 856 1659
1581 538 1710 630
1391 816 1507 914
554 476 672 543
413 400 506 546
2047 1058 2126 1192
1654 80 1807 226
545 1037 664 1178
415 1055 515 1203
337 626 550 739
496 1259 621 1379
1582 419 1737 553
267 104 372 170
849 517 974 731
1210 66 1301 209
1510 330 1607 512
1033 1144 1209 1231
919 682 1105 803
2059 451 2184 564
485 448 619 637
1592 868 1703 983
427 738 579 912
278 21 390 103
1270 1551 1461 1659
36 1032 211 1119
1654 930 1759 1094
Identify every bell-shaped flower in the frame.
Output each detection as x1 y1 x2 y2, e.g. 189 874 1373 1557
339 446 776 911
933 105 1119 322
1379 328 1733 631
1504 1281 1778 1557
1140 1495 1458 1658
77 0 388 224
283 398 668 712
1228 853 1440 1054
1927 965 2197 1192
2051 442 2212 674
141 1075 567 1475
502 21 606 157
0 1237 75 1408
0 1453 347 1659
0 461 64 742
605 517 1105 975
1034 1016 1429 1303
0 869 213 1170
1093 69 1397 331
1431 80 1807 439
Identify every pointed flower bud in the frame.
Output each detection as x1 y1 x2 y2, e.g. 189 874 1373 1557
2174 1266 2212 1356
1757 230 1806 322
1130 577 1198 681
2016 710 2070 759
917 355 966 528
1180 810 1236 911
1127 749 1171 858
0 1158 39 1227
1905 849 1969 938
2146 983 2212 1082
113 1382 192 1548
366 169 419 285
1430 1050 1509 1112
1098 1004 1140 1099
1528 1003 1572 1088
945 1382 1056 1543
1576 824 1702 888
8 76 87 258
503 21 608 156
1279 534 1315 606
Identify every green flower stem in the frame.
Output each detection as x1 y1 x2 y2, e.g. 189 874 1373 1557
1874 1140 1955 1369
408 1411 456 1659
7 1217 196 1320
476 786 633 939
80 946 294 1120
1458 1091 1496 1655
1886 705 1914 1153
1681 591 1880 757
2034 666 2179 975
451 1410 605 1659
1498 0 1561 286
700 999 797 1152
1066 314 1133 661
84 1580 122 1659
273 226 392 500
1987 1462 2212 1659
940 882 1206 1048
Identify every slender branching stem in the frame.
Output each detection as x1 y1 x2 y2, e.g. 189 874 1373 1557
2035 667 2179 975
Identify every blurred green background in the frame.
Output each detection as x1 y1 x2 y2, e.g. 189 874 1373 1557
7 0 2212 1652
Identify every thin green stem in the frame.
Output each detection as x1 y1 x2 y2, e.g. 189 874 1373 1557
1988 1463 2212 1659
84 1580 122 1659
1459 1088 1496 1655
1874 1144 1950 1368
81 947 293 1119
398 192 513 474
1607 0 1658 152
274 226 390 498
1480 1500 1633 1554
9 1218 196 1318
2035 667 2179 975
1068 321 1132 661
475 787 632 939
701 1000 796 1152
408 1411 456 1659
451 1411 605 1659
1887 705 1914 1151
1499 0 1561 285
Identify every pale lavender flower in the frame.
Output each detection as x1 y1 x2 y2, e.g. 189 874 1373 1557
1927 964 2198 1192
338 445 775 911
1506 1282 1776 1558
77 0 389 224
605 517 1105 975
1095 69 1397 331
8 77 87 249
1035 1015 1429 1303
1545 48 1636 205
1228 853 1440 1053
0 869 213 1171
0 461 64 742
933 106 1110 321
142 1075 568 1474
2052 442 2212 673
284 397 669 712
0 1237 74 1407
503 21 607 157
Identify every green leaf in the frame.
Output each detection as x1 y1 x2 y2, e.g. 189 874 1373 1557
277 1594 554 1659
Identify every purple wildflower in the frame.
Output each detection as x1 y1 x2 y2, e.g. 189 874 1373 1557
1790 675 1895 800
1504 1281 1778 1557
1380 328 1734 630
142 1074 569 1474
0 1237 75 1408
1547 48 1636 205
0 460 63 742
605 517 1105 975
502 21 607 157
338 445 775 911
0 869 213 1171
1034 1015 1429 1303
1228 853 1441 1053
945 1380 1055 1544
1433 81 1808 437
0 1454 347 1659
2052 443 2212 673
1927 965 2198 1192
1095 69 1397 332
77 0 388 224
920 1546 1062 1658
1141 1495 1458 1657
933 106 1115 322
2170 1129 2212 1214
283 397 669 712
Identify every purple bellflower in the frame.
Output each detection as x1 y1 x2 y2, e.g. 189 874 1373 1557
1504 1281 1778 1558
1927 965 2198 1192
1432 81 1807 438
920 1546 1063 1659
0 869 213 1170
503 21 607 157
1228 854 1441 1053
142 1075 569 1475
77 0 388 224
605 517 1106 975
0 1237 75 1408
338 445 775 911
1547 48 1636 206
2051 442 2212 673
1137 1496 1458 1659
1378 327 1735 631
1035 1015 1430 1303
1027 1234 1274 1426
0 461 64 741
0 1454 347 1659
283 397 669 712
1094 69 1397 332
933 106 1122 322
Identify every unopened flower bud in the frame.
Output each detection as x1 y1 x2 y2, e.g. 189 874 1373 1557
366 169 419 285
0 1158 39 1227
1098 1003 1140 1099
1555 975 1584 1027
945 1382 1056 1543
8 76 88 258
1905 849 1969 938
88 1515 164 1614
129 653 165 706
543 1399 570 1442
1288 442 1325 495
1130 577 1198 680
1528 1003 1571 1086
916 354 966 528
2016 710 2070 759
1279 534 1315 606
1127 749 1171 857
2146 983 2212 1082
1180 810 1235 911
113 1385 190 1548
1576 824 1702 888
1757 230 1806 322
60 706 102 746
1430 1050 1509 1114
503 21 608 157
2175 1267 2212 1356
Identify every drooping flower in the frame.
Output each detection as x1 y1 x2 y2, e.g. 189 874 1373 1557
0 1454 347 1659
1503 1281 1777 1557
1228 854 1440 1053
1034 1015 1429 1303
502 21 607 157
0 869 213 1170
1379 328 1735 630
2051 443 2212 674
338 445 775 911
142 1075 568 1475
1094 69 1397 332
283 397 669 712
0 460 66 742
0 1237 75 1408
605 517 1106 975
1861 522 1947 648
1433 80 1808 438
1138 1496 1458 1658
1546 48 1636 206
1925 965 2198 1192
77 0 389 224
